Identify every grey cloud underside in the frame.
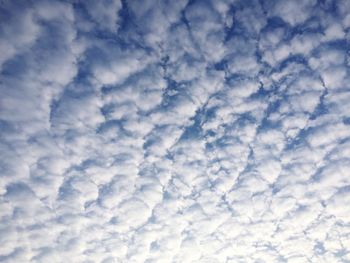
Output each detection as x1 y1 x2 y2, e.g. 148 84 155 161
0 0 350 262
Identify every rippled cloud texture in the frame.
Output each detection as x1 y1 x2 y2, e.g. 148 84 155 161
1 0 350 262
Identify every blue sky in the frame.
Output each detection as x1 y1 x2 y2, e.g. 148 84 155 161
0 0 350 262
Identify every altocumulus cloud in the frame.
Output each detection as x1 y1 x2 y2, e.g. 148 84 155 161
0 0 350 262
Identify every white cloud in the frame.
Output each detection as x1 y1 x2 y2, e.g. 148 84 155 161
83 0 122 32
1 0 350 262
270 0 317 26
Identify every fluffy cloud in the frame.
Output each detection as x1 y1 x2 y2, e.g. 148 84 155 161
1 0 349 262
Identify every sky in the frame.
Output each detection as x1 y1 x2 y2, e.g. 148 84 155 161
0 0 349 262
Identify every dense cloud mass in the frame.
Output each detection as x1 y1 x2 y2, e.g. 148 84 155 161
0 0 350 262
